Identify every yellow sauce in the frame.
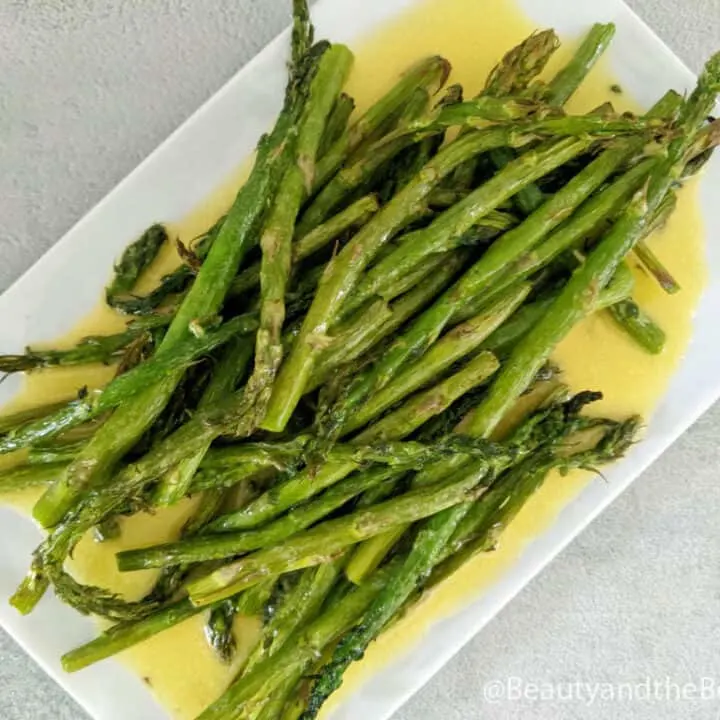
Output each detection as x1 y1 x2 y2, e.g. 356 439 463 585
0 0 706 716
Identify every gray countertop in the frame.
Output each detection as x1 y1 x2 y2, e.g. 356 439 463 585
2 1 720 718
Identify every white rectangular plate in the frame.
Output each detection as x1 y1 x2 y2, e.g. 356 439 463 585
0 1 718 718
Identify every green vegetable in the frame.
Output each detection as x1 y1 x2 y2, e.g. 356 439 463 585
105 224 167 304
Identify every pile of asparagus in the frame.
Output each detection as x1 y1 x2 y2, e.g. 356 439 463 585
1 1 718 717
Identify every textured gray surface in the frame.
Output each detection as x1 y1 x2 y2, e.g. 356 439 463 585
2 0 720 718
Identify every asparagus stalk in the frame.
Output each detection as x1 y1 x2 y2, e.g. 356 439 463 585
544 23 617 106
607 300 666 354
299 94 545 234
228 194 380 299
482 29 561 212
481 264 635 358
317 133 651 445
375 84 449 202
633 192 680 293
485 30 560 97
105 224 167 305
265 108 655 433
465 53 720 439
432 417 640 586
205 598 239 664
108 219 221 316
0 315 170 374
682 117 720 177
186 465 489 606
341 286 528 436
473 158 656 307
29 17 321 530
301 413 638 718
194 560 400 720
312 56 451 193
61 578 275 673
302 507 468 719
0 402 74 435
222 351 499 532
341 135 595 318
0 313 257 456
246 44 354 426
28 442 83 467
243 561 344 673
0 463 68 494
63 598 202 672
153 334 254 506
204 577 277 664
309 251 468 389
318 93 354 157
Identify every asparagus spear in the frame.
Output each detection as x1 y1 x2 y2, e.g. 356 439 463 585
0 463 68 494
63 598 202 671
465 52 720 439
243 561 343 673
203 576 277 665
205 598 239 664
118 447 479 570
312 56 451 193
265 108 654 433
544 23 617 106
481 264 635 359
0 315 170 374
482 29 561 212
682 117 720 177
61 578 275 673
220 351 499 533
309 251 468 389
105 224 167 305
246 44 354 427
0 402 71 435
186 465 489 606
607 299 666 354
341 286 528 436
485 30 560 97
340 135 595 317
452 29 559 192
0 313 257 456
301 412 638 718
228 194 380 299
108 219 221 316
298 95 545 234
317 134 651 445
28 441 85 467
153 334 254 506
318 93 354 157
432 417 641 586
194 560 401 720
633 192 680 294
29 11 321 531
493 25 618 219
